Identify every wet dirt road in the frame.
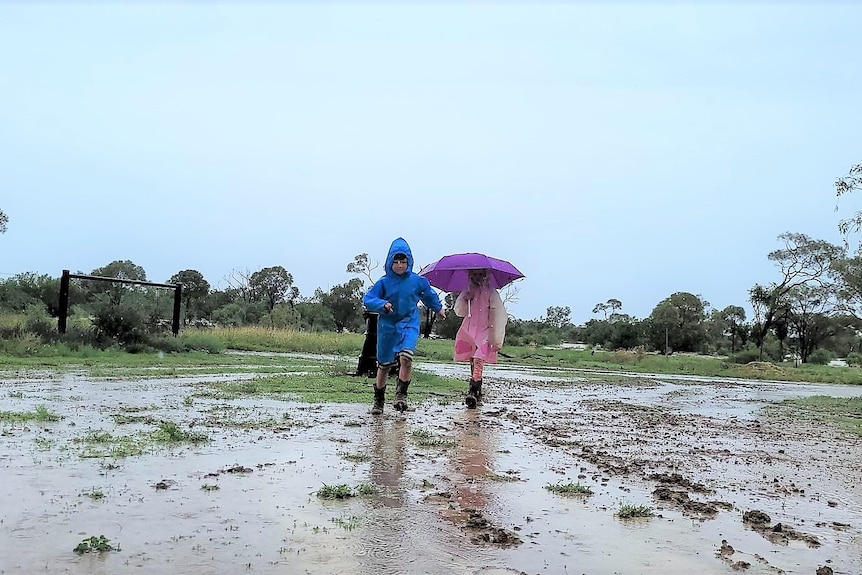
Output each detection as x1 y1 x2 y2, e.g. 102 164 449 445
1 362 861 575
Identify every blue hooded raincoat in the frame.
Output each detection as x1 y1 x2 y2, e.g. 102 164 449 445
362 238 443 365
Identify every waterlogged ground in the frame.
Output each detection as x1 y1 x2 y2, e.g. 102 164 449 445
2 359 862 575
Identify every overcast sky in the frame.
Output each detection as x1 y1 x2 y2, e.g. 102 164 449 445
1 2 860 323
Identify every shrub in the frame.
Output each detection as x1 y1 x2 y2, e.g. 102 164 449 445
25 310 56 342
846 351 862 367
729 348 761 364
92 304 146 346
806 348 833 365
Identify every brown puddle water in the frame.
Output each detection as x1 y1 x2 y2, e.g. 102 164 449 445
1 364 861 575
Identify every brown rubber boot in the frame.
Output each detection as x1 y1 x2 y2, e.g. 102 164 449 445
465 379 482 409
371 385 386 415
393 379 410 412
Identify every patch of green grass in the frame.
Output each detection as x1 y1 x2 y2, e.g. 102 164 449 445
545 481 594 495
33 436 54 450
355 483 376 496
150 421 209 444
330 515 361 530
197 406 297 430
73 535 118 554
200 483 220 491
81 487 105 500
410 429 456 448
208 369 460 404
0 405 60 422
338 450 371 463
316 483 354 499
314 482 376 499
617 504 653 519
74 421 207 458
112 413 161 425
75 430 148 459
779 395 862 435
7 390 24 398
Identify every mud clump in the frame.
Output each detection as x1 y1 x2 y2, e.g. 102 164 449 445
465 510 523 547
653 486 720 518
743 510 771 525
743 509 821 548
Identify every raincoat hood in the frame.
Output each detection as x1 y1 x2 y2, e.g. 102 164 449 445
385 237 414 277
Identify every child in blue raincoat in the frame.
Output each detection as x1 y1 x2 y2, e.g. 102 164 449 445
363 237 446 414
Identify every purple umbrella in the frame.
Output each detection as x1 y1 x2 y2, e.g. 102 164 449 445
418 252 524 292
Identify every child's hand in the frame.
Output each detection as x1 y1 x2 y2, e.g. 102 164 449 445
383 302 393 313
437 309 446 320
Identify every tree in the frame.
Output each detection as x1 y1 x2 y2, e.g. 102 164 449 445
315 278 365 333
223 268 256 303
169 269 211 323
346 253 378 286
88 260 148 305
544 306 572 329
249 266 298 312
786 284 836 363
92 260 147 281
3 273 62 316
592 298 622 320
607 315 643 349
646 292 708 353
830 253 862 322
0 209 8 233
718 305 746 353
749 232 842 359
836 163 862 238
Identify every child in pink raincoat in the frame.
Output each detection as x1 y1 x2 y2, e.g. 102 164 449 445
453 268 508 408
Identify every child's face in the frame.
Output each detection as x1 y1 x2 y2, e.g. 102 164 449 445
469 269 487 285
392 257 408 275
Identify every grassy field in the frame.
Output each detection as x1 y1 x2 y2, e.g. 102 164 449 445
1 325 860 385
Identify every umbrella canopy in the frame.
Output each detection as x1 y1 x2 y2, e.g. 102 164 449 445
418 252 524 292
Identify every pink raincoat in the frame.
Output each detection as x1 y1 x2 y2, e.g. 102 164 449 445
453 278 508 363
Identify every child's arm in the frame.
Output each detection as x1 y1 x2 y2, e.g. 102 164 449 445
453 292 468 317
362 280 390 314
418 279 445 318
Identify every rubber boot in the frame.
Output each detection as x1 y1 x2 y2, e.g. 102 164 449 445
393 379 410 413
371 385 386 415
465 379 482 409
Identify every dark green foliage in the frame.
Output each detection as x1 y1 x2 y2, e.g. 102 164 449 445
646 292 708 353
93 304 146 347
169 269 210 322
73 535 117 554
314 278 364 333
729 348 762 364
807 348 833 365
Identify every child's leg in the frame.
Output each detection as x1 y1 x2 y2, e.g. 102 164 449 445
375 365 389 390
398 349 414 382
393 350 414 411
465 356 484 408
471 358 485 382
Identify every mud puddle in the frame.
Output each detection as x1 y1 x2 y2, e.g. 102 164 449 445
2 365 861 575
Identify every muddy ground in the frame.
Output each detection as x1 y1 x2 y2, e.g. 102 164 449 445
1 359 861 575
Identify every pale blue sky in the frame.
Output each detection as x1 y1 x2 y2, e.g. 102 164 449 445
1 2 859 323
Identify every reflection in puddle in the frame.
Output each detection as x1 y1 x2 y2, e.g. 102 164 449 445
1 363 861 575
